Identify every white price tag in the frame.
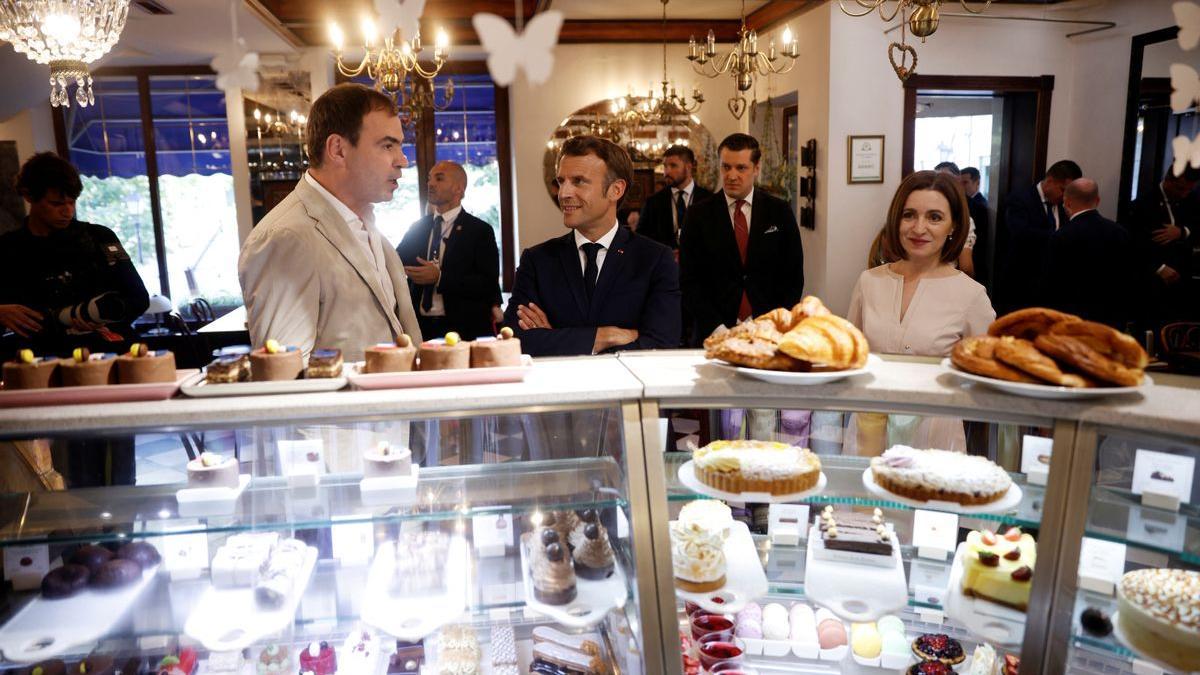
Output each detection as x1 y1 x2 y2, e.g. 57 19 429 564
471 510 513 558
1021 435 1053 486
767 504 808 546
3 544 49 591
1132 449 1194 511
331 517 375 567
1076 537 1126 596
144 520 209 581
277 439 326 487
912 509 958 561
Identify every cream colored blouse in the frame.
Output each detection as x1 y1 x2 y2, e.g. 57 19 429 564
848 264 995 358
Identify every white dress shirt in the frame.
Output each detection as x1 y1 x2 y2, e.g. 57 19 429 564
420 205 461 317
671 180 696 232
574 222 620 276
1037 181 1061 230
303 172 397 314
725 188 754 229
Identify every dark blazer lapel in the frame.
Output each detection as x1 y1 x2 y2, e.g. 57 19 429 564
555 233 589 317
589 227 632 322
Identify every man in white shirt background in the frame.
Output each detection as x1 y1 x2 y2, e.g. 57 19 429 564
239 83 422 360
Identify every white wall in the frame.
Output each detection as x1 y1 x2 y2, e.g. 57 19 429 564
507 43 744 251
0 107 57 164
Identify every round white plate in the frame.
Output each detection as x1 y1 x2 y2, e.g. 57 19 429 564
861 467 1023 515
709 354 880 385
678 460 827 504
1110 611 1200 674
941 358 1151 400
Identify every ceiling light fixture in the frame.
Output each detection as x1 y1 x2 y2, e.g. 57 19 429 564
687 0 798 119
838 0 992 81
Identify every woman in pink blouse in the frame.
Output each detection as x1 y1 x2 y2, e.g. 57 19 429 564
847 170 996 453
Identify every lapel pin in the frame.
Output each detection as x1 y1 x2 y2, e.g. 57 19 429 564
617 249 624 254
456 225 462 231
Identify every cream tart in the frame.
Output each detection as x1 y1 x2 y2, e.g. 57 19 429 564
1117 568 1200 671
670 520 726 592
692 440 821 495
870 445 1012 505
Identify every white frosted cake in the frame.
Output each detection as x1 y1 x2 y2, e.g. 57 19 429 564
869 445 1012 505
1117 568 1200 671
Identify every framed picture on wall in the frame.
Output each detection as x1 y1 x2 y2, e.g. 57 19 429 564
847 135 885 184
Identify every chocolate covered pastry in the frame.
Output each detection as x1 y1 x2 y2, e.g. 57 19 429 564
817 506 893 556
527 528 577 605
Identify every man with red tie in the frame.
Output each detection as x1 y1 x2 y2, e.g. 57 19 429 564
680 133 805 346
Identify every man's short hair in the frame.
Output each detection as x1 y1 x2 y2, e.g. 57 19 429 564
558 135 633 201
961 166 981 182
306 83 398 168
16 152 82 201
1046 160 1083 182
718 133 761 165
934 161 961 175
663 145 696 166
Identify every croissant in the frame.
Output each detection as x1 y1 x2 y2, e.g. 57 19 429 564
778 314 870 370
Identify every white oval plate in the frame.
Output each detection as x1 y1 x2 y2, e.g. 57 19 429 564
519 533 627 629
678 460 827 504
708 354 880 385
861 467 1023 515
673 520 768 614
941 358 1150 400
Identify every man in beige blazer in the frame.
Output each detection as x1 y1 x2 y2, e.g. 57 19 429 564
239 84 422 361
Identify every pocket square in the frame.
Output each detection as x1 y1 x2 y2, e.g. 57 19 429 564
764 225 779 234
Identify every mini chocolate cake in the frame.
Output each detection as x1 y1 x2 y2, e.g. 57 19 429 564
75 654 116 675
186 452 240 488
364 335 417 373
818 506 893 556
305 348 343 378
3 350 60 389
249 339 302 381
92 559 142 588
469 327 523 368
23 660 66 675
117 541 161 568
116 344 176 384
68 545 114 575
60 349 118 386
387 640 424 674
41 564 91 598
417 333 470 371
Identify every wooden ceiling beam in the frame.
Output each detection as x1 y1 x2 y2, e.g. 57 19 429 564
746 0 822 33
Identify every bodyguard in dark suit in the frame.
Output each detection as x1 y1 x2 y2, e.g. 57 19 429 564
637 145 714 250
504 136 680 356
680 133 804 346
994 159 1083 314
397 160 501 340
1129 166 1200 328
1043 179 1132 328
961 166 992 287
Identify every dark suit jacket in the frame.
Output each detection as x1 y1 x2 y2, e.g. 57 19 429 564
967 192 991 287
995 184 1065 314
1129 187 1198 278
1043 209 1133 328
679 189 805 345
502 225 681 356
396 209 501 340
637 183 715 249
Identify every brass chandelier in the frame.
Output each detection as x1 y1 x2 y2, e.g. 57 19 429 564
687 0 798 120
838 0 992 82
640 0 703 126
329 16 452 122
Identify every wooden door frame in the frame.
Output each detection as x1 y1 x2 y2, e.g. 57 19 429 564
901 74 1055 181
1117 26 1179 221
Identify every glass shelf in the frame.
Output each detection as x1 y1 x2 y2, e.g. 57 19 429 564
1082 486 1200 565
664 453 1046 530
0 457 628 548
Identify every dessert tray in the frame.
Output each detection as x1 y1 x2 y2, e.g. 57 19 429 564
0 564 160 662
674 520 768 615
174 474 252 517
709 353 880 386
944 542 1026 647
678 460 827 504
803 524 908 622
861 467 1023 515
346 355 533 390
179 371 347 397
0 370 196 408
942 358 1151 400
183 544 317 652
361 535 468 641
518 534 627 629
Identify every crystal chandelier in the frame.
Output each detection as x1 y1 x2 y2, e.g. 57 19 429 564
687 0 798 120
838 0 992 81
329 16 452 123
0 0 131 108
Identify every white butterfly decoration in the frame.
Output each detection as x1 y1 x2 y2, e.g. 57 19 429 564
211 38 260 93
1171 63 1200 112
375 0 425 42
472 11 564 87
1176 1 1200 50
1172 134 1200 176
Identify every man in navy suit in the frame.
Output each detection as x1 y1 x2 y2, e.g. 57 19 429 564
1043 178 1133 328
994 159 1082 314
961 166 992 288
679 133 804 345
397 160 501 340
637 145 714 250
504 136 680 356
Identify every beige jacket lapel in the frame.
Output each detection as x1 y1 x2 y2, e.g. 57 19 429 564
294 179 404 337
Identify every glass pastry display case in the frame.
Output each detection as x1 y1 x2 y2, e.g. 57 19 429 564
0 357 662 675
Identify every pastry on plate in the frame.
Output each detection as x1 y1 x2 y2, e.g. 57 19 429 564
704 318 803 371
469 326 523 367
569 510 615 580
1117 568 1200 671
1034 334 1143 387
1048 319 1148 369
950 336 1039 383
692 439 821 495
205 353 250 383
418 332 470 371
993 336 1090 387
186 451 240 488
60 348 117 386
987 307 1080 340
961 527 1036 611
669 520 725 592
527 527 577 605
365 334 418 373
304 348 343 378
778 314 870 369
249 339 302 381
117 343 176 384
3 349 60 389
869 445 1012 505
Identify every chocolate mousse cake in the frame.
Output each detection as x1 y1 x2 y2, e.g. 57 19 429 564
570 511 615 579
23 660 66 675
186 452 240 488
305 348 343 378
362 441 412 478
60 348 117 387
116 343 176 384
469 327 524 367
527 527 577 605
418 332 469 371
364 334 417 373
816 506 894 557
3 349 60 389
249 339 302 381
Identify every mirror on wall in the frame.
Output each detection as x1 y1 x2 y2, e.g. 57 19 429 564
243 59 311 224
542 97 716 215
